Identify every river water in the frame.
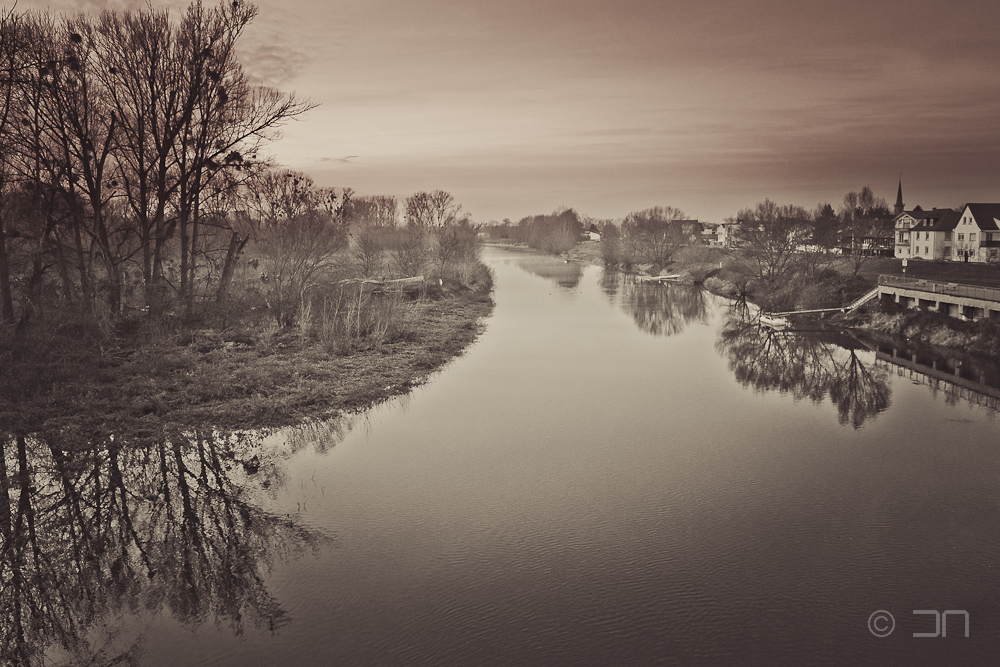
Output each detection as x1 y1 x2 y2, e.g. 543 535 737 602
4 246 1000 666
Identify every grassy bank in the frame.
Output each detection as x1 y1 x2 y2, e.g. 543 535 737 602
840 300 1000 357
569 241 873 312
1 270 493 441
570 239 1000 358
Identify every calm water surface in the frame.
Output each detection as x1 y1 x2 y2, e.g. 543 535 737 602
5 246 1000 666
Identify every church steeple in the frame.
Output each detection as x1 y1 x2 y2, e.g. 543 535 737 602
894 175 904 215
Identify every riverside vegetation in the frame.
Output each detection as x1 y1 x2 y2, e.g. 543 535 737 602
483 193 1000 359
1 192 493 438
0 3 492 440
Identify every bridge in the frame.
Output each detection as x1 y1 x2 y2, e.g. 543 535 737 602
764 287 880 318
877 275 1000 320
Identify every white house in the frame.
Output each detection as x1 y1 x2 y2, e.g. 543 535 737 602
717 221 739 248
908 209 959 261
893 208 923 259
955 204 1000 262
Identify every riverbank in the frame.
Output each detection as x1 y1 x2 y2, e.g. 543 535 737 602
839 302 1000 357
562 239 1000 359
566 241 870 307
0 273 494 442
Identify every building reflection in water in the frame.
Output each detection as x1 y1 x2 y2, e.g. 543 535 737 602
874 341 1000 414
0 420 349 666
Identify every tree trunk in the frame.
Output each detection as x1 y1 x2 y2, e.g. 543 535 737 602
72 218 94 318
0 223 14 323
105 258 122 316
216 231 248 303
0 435 11 544
179 205 189 302
187 194 200 315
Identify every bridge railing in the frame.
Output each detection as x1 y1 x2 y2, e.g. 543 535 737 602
878 275 1000 303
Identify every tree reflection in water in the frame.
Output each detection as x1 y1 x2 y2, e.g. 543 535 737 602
614 275 708 337
598 270 619 299
0 424 341 666
716 303 891 428
514 256 584 289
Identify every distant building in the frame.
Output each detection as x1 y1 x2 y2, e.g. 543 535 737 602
700 222 721 245
955 204 1000 262
839 222 895 258
908 209 960 261
893 205 927 259
717 221 739 248
678 220 703 242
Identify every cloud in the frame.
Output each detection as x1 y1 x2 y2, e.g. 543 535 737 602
18 0 187 14
237 37 312 87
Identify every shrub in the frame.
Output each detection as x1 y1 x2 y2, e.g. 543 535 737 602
703 276 737 298
353 225 390 277
434 221 479 277
301 284 408 355
391 227 428 277
686 266 718 284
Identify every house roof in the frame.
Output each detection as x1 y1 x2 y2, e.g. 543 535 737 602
894 206 930 222
963 204 1000 231
910 208 960 232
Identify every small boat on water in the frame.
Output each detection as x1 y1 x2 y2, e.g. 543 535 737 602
637 274 682 283
759 314 790 329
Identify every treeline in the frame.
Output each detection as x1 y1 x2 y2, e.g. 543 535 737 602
482 186 894 282
242 177 481 330
732 186 894 281
600 206 698 270
482 205 700 270
482 208 583 253
709 189 895 311
0 1 311 328
0 3 481 339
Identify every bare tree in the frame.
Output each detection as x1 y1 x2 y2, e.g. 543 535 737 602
251 169 319 228
405 190 460 228
520 208 582 254
391 226 426 277
352 224 387 277
621 206 687 268
838 186 892 276
250 169 348 325
734 199 811 282
21 13 128 317
0 7 28 323
434 217 477 276
95 0 312 310
346 194 397 227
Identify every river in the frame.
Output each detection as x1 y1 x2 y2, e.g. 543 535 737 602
3 246 1000 666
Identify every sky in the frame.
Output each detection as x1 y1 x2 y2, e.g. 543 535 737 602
16 0 1000 222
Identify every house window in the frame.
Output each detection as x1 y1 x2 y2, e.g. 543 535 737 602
958 233 965 241
945 232 952 241
970 233 976 242
925 246 929 254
